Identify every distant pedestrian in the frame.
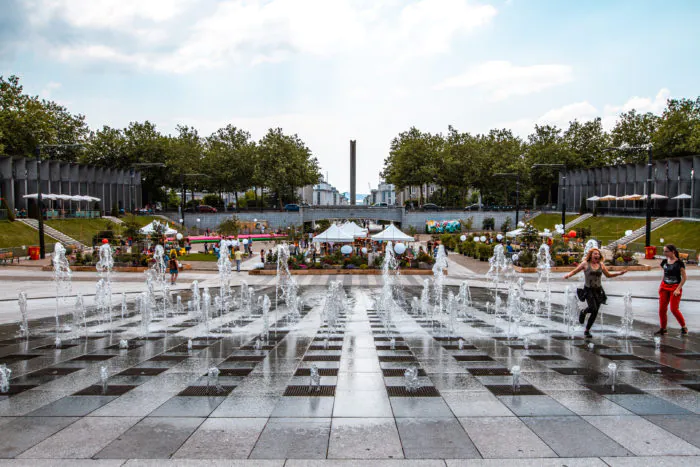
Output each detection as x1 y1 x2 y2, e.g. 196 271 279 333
656 244 688 336
235 247 243 272
185 239 191 255
260 249 265 263
168 254 179 285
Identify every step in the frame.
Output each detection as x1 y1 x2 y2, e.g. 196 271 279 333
605 217 673 249
17 219 87 249
103 216 124 225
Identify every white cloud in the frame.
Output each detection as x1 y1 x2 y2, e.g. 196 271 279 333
40 81 61 97
499 88 670 136
435 60 574 100
23 0 498 72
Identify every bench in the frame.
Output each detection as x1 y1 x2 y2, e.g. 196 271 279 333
0 250 19 265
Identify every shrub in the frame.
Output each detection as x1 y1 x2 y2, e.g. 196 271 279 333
460 217 473 231
482 217 495 230
500 217 512 233
203 194 224 208
359 264 368 270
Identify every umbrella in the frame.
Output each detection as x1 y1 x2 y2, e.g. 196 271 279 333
371 224 414 242
621 194 643 201
672 193 692 200
650 193 668 200
140 220 177 236
586 196 600 201
312 224 354 243
598 194 618 201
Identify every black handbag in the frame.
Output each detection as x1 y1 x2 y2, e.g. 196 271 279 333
576 287 587 302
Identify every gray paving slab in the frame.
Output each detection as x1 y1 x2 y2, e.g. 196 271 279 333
123 461 284 467
0 416 78 458
600 457 700 467
445 459 608 467
0 461 126 467
270 396 335 418
333 390 393 417
173 418 267 459
149 396 226 417
441 391 514 417
497 395 575 416
644 414 700 448
584 415 700 456
546 390 633 415
460 416 557 458
16 416 140 459
521 416 632 457
249 418 331 459
328 417 404 459
286 462 446 467
95 416 204 459
390 397 454 418
26 396 117 417
605 394 693 415
209 395 279 417
396 418 481 459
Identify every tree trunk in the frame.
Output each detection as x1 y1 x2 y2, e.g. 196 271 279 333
234 192 239 211
277 191 283 210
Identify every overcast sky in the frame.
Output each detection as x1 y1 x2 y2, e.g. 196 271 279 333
2 0 699 193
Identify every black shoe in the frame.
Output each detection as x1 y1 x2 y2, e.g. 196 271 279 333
654 328 667 336
584 330 592 338
681 327 688 336
579 310 586 325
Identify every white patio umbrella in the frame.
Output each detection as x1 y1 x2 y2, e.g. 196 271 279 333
312 224 354 243
650 193 668 200
140 220 177 236
598 194 618 201
672 193 691 200
371 224 414 242
586 196 600 201
621 194 643 201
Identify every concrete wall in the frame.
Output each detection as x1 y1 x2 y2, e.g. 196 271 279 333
403 211 516 230
181 211 302 230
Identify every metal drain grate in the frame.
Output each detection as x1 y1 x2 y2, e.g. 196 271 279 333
295 368 339 376
313 337 344 342
453 355 494 362
442 345 478 350
636 366 687 376
382 368 426 377
484 385 544 396
376 345 411 351
309 345 343 351
34 344 79 350
676 353 700 360
0 384 37 396
507 345 545 350
73 385 136 396
117 367 169 376
303 355 341 362
225 355 267 362
284 385 336 396
551 336 585 341
69 354 115 362
386 386 440 397
28 367 81 377
148 355 188 362
584 384 645 395
374 337 404 342
135 336 165 341
178 385 235 396
240 345 275 351
217 368 254 377
600 354 646 361
528 354 569 361
681 383 700 391
378 356 417 362
0 354 40 363
467 368 512 376
105 343 143 350
169 344 210 352
552 367 602 377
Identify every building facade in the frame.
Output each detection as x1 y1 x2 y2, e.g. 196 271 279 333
559 155 700 217
312 177 348 206
0 156 141 216
364 182 397 206
395 184 440 206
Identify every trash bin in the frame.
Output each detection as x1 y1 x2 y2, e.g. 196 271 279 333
644 245 656 260
28 246 40 260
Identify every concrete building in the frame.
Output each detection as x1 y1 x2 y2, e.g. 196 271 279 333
395 184 440 206
0 156 140 217
312 176 348 206
364 182 397 206
559 154 700 217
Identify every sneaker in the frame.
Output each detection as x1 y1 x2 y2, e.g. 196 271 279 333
579 310 586 325
654 329 668 336
681 327 688 336
584 330 592 338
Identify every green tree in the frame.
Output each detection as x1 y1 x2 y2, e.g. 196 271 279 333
610 109 659 163
255 128 320 209
652 97 700 159
204 125 255 208
218 217 241 236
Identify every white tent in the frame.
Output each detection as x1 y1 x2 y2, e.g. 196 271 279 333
312 224 354 243
371 224 414 242
506 228 523 238
140 220 177 236
340 221 368 238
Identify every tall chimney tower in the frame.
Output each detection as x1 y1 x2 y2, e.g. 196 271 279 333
349 140 356 205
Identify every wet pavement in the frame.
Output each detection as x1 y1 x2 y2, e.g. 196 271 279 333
0 283 698 466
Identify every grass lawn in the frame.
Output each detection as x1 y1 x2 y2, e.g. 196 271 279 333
0 220 45 248
530 213 579 231
576 216 647 246
630 220 700 253
183 253 218 262
46 218 116 246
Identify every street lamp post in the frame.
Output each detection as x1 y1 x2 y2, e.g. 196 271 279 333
605 144 653 246
494 173 520 226
532 164 567 232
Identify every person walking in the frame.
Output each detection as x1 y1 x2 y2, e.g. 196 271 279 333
234 247 243 273
563 248 627 338
168 253 179 285
656 244 688 336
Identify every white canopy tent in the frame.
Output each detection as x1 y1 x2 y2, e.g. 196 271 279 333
312 224 354 243
140 220 178 236
371 224 414 242
340 221 368 238
506 228 523 238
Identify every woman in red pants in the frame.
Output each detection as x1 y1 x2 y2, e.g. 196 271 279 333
656 244 688 336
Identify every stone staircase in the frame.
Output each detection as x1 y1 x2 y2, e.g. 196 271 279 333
605 217 674 250
18 218 87 249
565 213 593 229
103 215 124 225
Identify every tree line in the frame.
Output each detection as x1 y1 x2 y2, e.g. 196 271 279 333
383 97 700 207
0 75 321 209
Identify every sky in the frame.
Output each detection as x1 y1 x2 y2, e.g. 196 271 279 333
1 0 699 193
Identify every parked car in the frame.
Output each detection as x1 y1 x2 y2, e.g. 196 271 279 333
300 203 310 208
370 202 388 208
422 203 442 211
284 204 300 212
196 205 217 213
464 203 483 211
